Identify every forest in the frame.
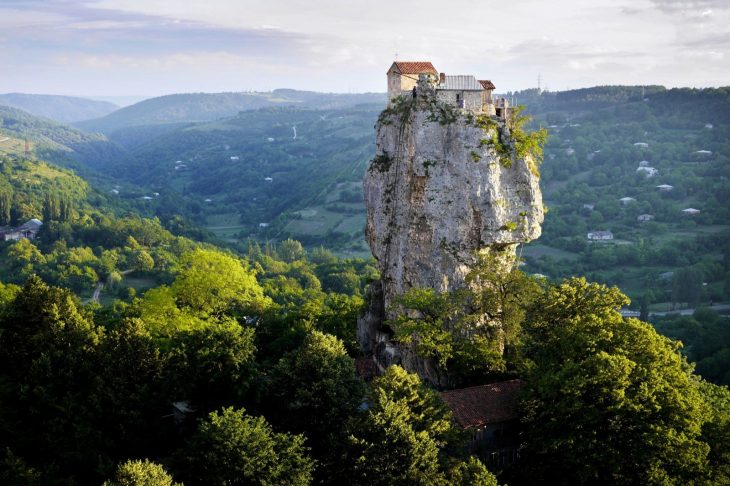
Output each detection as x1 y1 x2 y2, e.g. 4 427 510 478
0 87 729 484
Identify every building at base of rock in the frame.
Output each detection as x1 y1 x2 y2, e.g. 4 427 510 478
386 60 508 118
440 379 524 466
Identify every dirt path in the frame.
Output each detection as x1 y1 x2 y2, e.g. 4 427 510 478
85 269 135 304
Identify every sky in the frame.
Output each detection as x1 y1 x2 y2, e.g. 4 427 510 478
0 0 728 98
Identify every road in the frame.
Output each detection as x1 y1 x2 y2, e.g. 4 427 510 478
649 303 730 317
90 282 104 303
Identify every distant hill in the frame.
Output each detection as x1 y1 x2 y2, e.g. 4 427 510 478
75 90 385 139
0 105 126 170
0 93 118 123
104 104 379 253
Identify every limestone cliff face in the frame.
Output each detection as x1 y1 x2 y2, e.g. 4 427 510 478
357 85 543 386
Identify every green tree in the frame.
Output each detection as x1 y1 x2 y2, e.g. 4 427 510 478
672 267 703 307
171 249 269 316
520 277 711 485
132 249 155 272
0 276 104 482
277 238 306 263
345 366 495 485
698 380 730 484
103 459 180 486
390 252 540 383
94 319 168 461
178 407 314 486
166 319 256 412
269 331 365 448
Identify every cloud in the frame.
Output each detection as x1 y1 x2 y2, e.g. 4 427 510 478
0 0 727 95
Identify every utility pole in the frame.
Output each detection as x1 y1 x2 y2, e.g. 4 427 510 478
537 73 542 94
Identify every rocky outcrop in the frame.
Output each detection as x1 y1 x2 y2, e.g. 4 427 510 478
357 80 543 387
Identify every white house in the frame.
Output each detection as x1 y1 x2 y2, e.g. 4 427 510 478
682 208 700 215
637 214 654 223
620 197 636 205
656 184 673 192
587 230 614 241
230 156 240 161
695 150 712 155
264 177 273 182
637 166 658 177
633 142 649 148
639 160 650 167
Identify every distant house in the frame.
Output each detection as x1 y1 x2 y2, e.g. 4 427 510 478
633 142 649 148
582 203 595 211
656 184 673 192
705 124 714 129
636 166 658 177
682 208 700 215
264 177 273 182
620 197 636 205
620 309 641 318
110 189 119 195
441 380 523 466
258 222 269 228
204 198 213 203
230 156 240 161
0 218 43 241
587 230 614 241
639 160 650 167
637 214 654 223
659 271 674 280
695 150 712 155
565 147 575 156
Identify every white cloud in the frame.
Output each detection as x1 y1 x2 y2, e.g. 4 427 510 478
0 0 727 95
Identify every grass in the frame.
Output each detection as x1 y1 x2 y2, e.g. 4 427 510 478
205 212 248 241
522 243 579 261
123 275 157 293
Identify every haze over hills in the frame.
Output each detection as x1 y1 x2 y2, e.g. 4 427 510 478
75 90 386 137
0 93 118 123
0 105 125 171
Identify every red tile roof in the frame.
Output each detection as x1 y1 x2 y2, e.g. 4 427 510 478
440 379 523 429
479 80 496 90
391 61 438 75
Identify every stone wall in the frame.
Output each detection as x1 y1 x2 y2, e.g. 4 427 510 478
436 89 482 111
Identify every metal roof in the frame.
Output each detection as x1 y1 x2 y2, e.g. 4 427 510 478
438 75 484 91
